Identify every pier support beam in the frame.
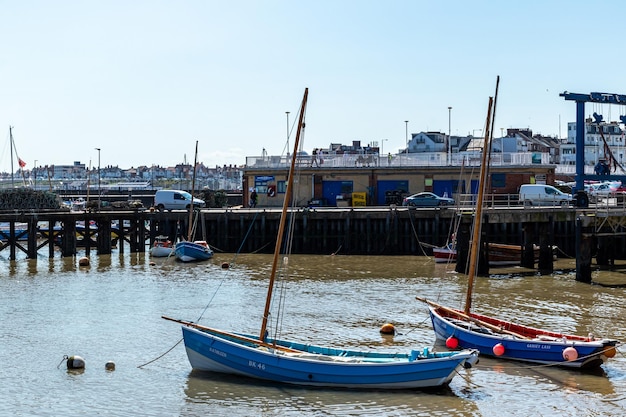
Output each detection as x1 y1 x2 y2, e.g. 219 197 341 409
455 222 470 274
596 236 614 267
477 227 489 276
97 219 112 255
537 221 554 274
521 223 535 268
60 220 76 257
27 218 38 259
575 217 592 283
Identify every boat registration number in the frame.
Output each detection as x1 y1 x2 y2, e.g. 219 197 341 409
249 360 266 370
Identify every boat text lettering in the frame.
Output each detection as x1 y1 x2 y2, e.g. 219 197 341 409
526 343 551 350
209 347 227 358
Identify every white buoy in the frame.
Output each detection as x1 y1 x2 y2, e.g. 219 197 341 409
105 361 116 371
67 355 85 369
78 257 90 266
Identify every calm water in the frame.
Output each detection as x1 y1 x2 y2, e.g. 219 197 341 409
1 251 626 416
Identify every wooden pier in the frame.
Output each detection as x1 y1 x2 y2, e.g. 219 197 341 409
1 206 625 282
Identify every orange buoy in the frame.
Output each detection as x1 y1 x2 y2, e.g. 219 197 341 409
446 336 459 349
604 346 617 358
78 257 90 266
221 262 230 269
379 323 395 335
563 346 578 361
493 343 505 356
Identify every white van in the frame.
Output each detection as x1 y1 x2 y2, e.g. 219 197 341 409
519 184 572 207
154 190 205 210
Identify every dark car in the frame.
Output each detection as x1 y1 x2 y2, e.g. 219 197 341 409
402 192 455 207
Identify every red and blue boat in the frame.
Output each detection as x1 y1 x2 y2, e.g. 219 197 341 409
420 298 618 369
419 84 619 371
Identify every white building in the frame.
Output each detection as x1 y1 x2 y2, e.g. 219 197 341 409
563 119 625 166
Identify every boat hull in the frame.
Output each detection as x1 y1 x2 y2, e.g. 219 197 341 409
181 325 478 389
175 241 213 262
150 246 174 257
428 306 616 369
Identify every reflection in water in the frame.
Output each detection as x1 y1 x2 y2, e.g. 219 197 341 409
182 370 480 417
474 357 614 396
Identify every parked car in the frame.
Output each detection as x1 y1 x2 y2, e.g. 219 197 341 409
585 181 621 198
154 189 205 211
519 184 572 207
402 192 455 207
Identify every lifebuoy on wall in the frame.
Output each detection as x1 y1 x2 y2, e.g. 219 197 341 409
267 185 276 197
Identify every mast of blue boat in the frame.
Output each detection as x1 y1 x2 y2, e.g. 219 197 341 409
259 88 308 342
187 140 199 241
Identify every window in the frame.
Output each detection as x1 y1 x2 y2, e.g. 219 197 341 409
491 173 506 188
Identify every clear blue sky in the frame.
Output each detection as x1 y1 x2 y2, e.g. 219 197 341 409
2 0 625 173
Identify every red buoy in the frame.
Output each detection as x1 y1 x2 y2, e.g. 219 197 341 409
493 343 505 356
446 336 459 349
563 346 578 361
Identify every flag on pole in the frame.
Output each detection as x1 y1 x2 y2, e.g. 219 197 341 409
18 158 26 168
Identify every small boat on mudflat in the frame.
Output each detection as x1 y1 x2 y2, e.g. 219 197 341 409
150 235 174 257
174 240 213 262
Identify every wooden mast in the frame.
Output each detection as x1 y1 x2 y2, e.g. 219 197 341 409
187 140 199 241
464 76 499 315
260 88 308 342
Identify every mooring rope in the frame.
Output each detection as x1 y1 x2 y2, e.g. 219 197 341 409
138 211 264 368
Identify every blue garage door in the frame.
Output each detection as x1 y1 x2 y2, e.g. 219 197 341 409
433 180 465 198
322 180 353 205
376 180 409 205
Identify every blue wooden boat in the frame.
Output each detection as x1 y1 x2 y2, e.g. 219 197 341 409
174 240 213 262
419 84 618 370
165 89 479 389
167 318 478 389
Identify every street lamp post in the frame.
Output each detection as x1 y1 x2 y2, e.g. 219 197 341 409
381 139 388 164
95 148 101 209
404 120 409 155
448 106 452 165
